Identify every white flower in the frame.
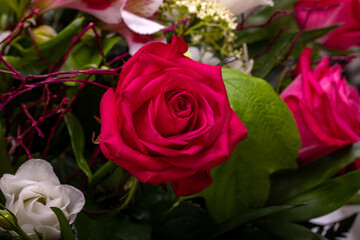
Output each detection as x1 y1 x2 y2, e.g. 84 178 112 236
0 159 85 240
0 30 11 51
219 0 274 15
187 46 221 66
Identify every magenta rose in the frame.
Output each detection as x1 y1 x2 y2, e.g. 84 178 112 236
294 0 360 50
99 36 247 196
280 48 360 168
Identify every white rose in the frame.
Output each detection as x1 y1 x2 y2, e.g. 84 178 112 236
0 159 85 240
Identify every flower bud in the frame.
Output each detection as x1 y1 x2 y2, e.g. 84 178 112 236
32 25 57 44
0 209 15 230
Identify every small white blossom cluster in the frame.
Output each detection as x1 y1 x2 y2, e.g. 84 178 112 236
188 42 254 75
175 0 237 29
160 0 254 73
171 0 239 58
228 43 254 75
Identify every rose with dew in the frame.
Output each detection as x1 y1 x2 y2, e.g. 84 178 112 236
294 0 360 50
31 0 165 54
99 36 247 197
280 48 360 168
0 159 85 239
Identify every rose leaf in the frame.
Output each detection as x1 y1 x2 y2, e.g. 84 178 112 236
64 112 93 180
51 207 75 240
195 68 300 222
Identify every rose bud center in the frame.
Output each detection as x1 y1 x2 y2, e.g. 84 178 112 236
168 91 194 119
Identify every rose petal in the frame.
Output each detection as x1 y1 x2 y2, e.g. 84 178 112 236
170 171 212 197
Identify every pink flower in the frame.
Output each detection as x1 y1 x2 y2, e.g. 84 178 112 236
280 48 360 168
99 36 247 197
294 0 360 50
32 0 165 54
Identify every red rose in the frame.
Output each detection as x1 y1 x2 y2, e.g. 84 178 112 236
99 36 247 196
294 0 360 50
280 48 360 168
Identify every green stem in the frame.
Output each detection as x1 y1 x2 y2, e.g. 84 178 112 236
83 177 139 220
14 224 33 240
0 121 14 178
88 161 118 187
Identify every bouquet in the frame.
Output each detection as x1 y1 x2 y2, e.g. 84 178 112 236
1 0 360 239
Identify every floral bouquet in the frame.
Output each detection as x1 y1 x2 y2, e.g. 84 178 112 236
1 0 360 239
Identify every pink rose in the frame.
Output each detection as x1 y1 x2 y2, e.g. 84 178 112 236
99 36 247 196
280 48 360 168
294 0 360 50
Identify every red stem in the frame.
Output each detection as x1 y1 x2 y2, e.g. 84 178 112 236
27 28 52 69
51 22 95 72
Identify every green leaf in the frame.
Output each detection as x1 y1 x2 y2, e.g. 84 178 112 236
152 201 214 240
258 219 326 240
252 33 297 78
130 184 177 223
2 18 85 75
84 177 138 219
20 18 85 64
5 0 29 19
50 207 75 240
290 25 339 57
267 142 360 205
74 212 151 240
281 170 360 222
33 227 44 240
0 121 14 178
195 68 300 222
61 35 121 72
224 227 279 240
273 0 298 9
50 154 83 188
64 112 92 180
201 204 304 240
0 0 11 14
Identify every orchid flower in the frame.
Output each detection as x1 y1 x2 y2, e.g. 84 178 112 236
103 24 166 55
32 0 165 54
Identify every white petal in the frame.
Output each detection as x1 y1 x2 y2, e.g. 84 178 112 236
124 0 163 18
22 224 60 240
220 0 274 15
121 10 164 34
15 159 60 184
61 185 85 224
13 194 42 229
187 46 220 65
0 30 10 43
83 1 125 24
37 0 126 24
187 47 201 60
114 26 166 55
0 159 85 239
